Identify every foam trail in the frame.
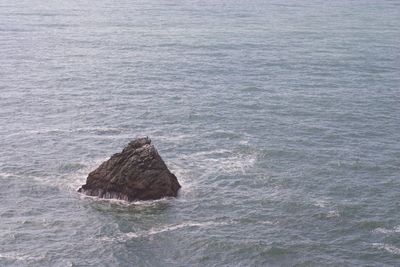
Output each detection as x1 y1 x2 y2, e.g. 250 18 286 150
101 221 229 242
175 149 258 176
372 243 400 255
374 226 400 234
0 252 44 261
78 193 175 207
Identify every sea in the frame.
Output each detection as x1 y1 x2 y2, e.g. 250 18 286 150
0 0 399 266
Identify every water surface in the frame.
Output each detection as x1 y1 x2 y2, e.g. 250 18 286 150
1 0 400 266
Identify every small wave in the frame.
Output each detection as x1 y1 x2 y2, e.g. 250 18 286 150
155 133 196 143
58 162 87 173
374 226 400 234
78 193 175 207
189 149 232 157
313 199 328 208
101 221 229 242
241 86 263 92
8 158 103 192
372 243 400 255
22 127 123 136
90 128 122 135
0 252 44 261
66 158 107 190
205 130 241 140
22 128 70 135
326 210 340 218
259 220 277 225
239 139 249 145
146 221 221 235
166 161 195 198
0 172 17 178
182 149 258 175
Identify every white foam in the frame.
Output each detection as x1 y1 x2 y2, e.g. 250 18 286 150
188 149 232 157
0 172 17 178
177 149 258 176
78 193 176 207
374 226 400 234
27 144 257 204
155 133 195 143
239 140 249 145
13 158 105 193
326 210 340 218
372 243 400 255
166 161 196 198
0 252 44 261
313 199 328 208
165 148 258 200
101 221 229 242
314 202 326 208
19 128 68 135
66 158 108 191
86 127 122 134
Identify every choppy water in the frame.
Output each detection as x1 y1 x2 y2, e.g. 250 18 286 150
1 0 400 266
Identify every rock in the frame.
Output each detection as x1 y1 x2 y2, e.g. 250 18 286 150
78 137 181 201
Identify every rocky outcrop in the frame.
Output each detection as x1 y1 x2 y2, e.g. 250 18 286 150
78 137 181 201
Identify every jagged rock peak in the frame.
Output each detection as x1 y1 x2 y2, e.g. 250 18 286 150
78 137 181 201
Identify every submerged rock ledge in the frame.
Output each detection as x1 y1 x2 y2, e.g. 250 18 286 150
78 137 181 201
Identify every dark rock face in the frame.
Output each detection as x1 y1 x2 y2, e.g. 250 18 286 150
78 137 181 201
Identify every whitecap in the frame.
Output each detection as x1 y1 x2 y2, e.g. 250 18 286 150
259 220 277 225
0 252 44 261
66 158 108 190
313 199 328 208
75 127 122 134
15 158 105 192
92 128 122 135
372 243 400 255
0 172 17 178
177 149 258 176
374 226 400 234
145 221 229 236
166 161 196 198
239 139 249 145
326 210 340 218
23 128 68 135
155 133 196 143
78 192 176 207
101 221 229 242
188 149 232 157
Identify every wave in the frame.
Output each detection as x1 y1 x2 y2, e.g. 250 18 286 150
166 161 196 198
6 127 124 136
175 148 258 176
326 210 340 218
58 163 87 173
0 252 44 261
78 193 175 207
13 137 258 205
100 221 229 242
164 147 258 200
372 243 400 255
0 172 17 178
374 226 400 234
312 198 329 208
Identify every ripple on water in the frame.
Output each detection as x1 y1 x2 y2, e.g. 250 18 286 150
1 0 400 265
100 221 230 242
372 243 400 255
374 226 400 234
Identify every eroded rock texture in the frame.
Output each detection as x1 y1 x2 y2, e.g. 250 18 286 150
78 137 181 201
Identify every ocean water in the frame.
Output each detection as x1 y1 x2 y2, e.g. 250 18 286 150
1 0 399 266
